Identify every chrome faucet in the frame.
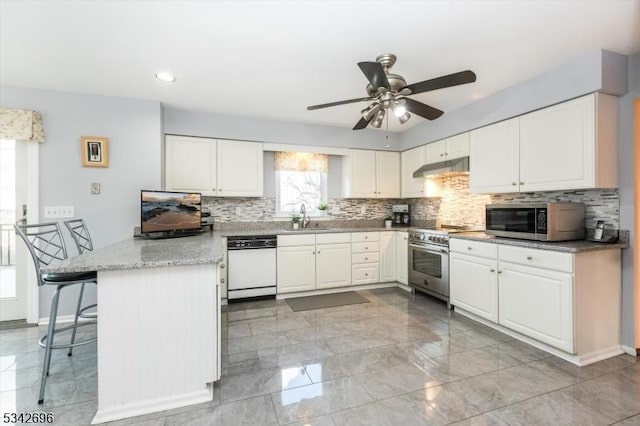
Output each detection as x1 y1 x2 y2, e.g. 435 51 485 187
300 203 311 229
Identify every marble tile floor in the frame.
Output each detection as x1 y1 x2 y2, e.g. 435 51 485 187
0 287 638 425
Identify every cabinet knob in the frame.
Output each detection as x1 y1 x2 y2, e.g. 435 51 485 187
498 270 503 274
440 153 444 157
526 256 533 260
511 182 517 186
220 278 225 284
213 188 216 191
317 250 321 253
312 251 316 254
467 247 472 250
365 257 368 261
365 247 368 250
220 263 225 269
519 182 524 185
365 273 368 276
365 236 368 239
404 237 407 240
490 268 495 272
445 152 448 156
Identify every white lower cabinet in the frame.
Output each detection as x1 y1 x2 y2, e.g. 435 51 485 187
450 238 622 362
396 232 408 285
352 263 379 285
379 232 396 282
498 262 574 353
277 245 316 293
316 243 352 289
450 253 498 322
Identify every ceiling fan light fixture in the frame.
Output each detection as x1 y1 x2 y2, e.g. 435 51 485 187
371 109 385 128
361 103 380 121
392 100 407 117
398 111 411 124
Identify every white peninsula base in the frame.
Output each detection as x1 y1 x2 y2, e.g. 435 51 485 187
91 264 220 424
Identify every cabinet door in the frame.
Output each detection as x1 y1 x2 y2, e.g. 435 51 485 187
375 151 400 198
444 133 470 160
396 232 408 285
425 140 445 164
277 245 316 293
216 140 264 197
519 95 595 192
379 232 396 282
450 253 499 322
343 150 377 198
498 262 574 353
469 118 520 194
401 145 426 198
165 135 217 195
316 243 351 289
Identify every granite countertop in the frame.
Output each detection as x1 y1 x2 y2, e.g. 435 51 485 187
451 232 629 253
42 232 225 273
218 226 407 237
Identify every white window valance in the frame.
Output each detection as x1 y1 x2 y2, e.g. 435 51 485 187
275 151 328 173
0 108 45 142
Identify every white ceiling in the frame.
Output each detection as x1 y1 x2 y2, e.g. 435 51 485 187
1 0 639 132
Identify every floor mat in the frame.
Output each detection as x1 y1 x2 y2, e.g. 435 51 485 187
286 291 369 312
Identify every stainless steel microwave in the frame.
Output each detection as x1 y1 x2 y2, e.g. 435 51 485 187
485 203 585 241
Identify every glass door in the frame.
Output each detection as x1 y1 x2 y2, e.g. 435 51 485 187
0 139 27 321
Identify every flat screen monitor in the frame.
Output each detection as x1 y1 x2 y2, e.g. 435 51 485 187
140 190 202 234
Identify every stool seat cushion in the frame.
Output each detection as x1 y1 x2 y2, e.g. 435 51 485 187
42 271 97 283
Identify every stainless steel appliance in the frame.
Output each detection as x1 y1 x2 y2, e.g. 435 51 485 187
408 227 460 308
485 202 585 241
227 235 277 300
392 204 411 227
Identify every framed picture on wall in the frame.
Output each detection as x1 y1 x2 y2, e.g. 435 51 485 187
81 136 109 167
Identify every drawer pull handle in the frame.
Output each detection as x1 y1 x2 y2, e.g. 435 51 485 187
317 251 321 253
512 182 516 186
220 264 225 269
365 257 368 261
526 256 533 260
365 247 368 250
490 268 495 272
519 182 524 185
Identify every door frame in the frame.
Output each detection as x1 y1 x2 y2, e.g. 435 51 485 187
25 142 39 324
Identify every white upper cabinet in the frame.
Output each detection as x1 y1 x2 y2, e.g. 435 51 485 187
165 136 263 197
342 150 400 198
469 118 520 194
469 93 618 194
216 140 264 197
165 135 217 196
401 145 426 198
425 133 470 164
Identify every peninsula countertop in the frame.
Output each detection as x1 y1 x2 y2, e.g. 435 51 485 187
42 232 225 273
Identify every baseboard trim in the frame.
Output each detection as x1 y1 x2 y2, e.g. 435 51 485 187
621 345 639 356
276 282 397 299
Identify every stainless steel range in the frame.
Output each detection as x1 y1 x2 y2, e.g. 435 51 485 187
408 226 473 308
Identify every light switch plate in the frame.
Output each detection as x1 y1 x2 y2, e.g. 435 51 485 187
59 206 75 218
332 206 340 215
44 206 59 219
91 183 101 194
235 207 242 215
360 206 366 215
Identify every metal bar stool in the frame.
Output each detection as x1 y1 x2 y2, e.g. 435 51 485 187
14 221 97 404
63 219 97 355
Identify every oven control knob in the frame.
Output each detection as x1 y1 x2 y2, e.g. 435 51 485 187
419 234 425 240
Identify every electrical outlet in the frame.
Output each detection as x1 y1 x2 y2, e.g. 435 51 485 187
235 207 242 215
360 206 366 215
44 206 60 219
332 206 340 215
91 183 101 194
60 206 75 218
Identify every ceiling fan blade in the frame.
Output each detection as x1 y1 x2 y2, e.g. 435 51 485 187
307 96 375 110
404 70 476 95
353 116 372 130
403 98 444 120
358 61 390 91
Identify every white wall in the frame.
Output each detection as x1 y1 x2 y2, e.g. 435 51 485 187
618 52 639 350
1 87 162 318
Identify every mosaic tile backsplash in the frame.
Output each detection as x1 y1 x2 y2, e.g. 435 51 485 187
203 174 620 230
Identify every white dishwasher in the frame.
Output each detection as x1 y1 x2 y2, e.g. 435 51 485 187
227 235 277 300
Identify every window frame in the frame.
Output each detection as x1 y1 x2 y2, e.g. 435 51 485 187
275 170 328 218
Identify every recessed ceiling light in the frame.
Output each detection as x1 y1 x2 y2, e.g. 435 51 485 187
155 72 176 83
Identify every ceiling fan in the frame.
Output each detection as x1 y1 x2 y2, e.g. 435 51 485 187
307 53 477 130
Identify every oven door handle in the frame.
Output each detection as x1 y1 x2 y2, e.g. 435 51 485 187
408 244 449 255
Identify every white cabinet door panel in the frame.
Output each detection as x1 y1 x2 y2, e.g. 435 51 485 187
352 263 378 285
379 232 396 282
445 133 470 160
216 140 263 197
396 232 408 285
165 136 217 195
316 243 351 289
277 245 316 293
376 151 400 198
425 140 445 164
498 262 574 353
450 253 499 322
469 118 519 194
401 146 426 198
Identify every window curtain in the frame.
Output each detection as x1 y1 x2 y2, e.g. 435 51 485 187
0 108 45 142
275 151 328 173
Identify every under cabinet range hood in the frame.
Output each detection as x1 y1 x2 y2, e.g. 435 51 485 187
413 156 469 178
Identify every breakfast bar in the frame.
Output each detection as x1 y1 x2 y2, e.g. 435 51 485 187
41 233 225 424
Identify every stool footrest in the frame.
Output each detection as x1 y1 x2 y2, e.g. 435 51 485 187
38 321 97 349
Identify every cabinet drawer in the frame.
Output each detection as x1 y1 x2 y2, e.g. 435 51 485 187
499 245 573 273
316 233 351 244
352 252 380 264
278 234 316 247
351 241 380 254
450 239 497 258
351 232 380 242
352 263 379 285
